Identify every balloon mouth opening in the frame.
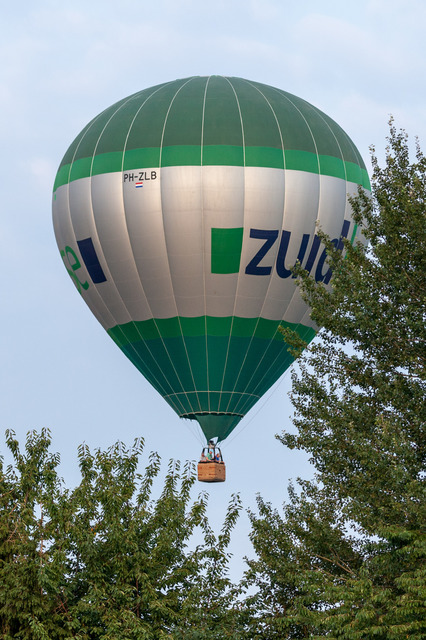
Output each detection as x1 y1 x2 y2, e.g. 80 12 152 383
181 412 243 443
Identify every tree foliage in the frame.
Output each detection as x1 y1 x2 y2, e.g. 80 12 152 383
245 123 426 638
2 124 425 639
0 430 243 639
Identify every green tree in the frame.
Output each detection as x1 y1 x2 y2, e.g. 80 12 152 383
0 429 243 639
0 429 67 639
245 123 426 639
174 494 248 639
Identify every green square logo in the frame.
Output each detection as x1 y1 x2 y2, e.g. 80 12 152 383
211 227 244 274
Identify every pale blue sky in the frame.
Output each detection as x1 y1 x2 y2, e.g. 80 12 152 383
1 0 425 579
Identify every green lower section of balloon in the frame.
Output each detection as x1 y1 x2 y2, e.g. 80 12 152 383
107 316 315 441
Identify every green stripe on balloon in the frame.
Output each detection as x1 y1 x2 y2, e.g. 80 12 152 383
53 148 371 191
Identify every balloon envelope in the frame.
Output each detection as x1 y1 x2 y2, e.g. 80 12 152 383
52 76 369 442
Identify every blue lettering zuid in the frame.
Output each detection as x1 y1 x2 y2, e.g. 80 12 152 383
245 220 351 283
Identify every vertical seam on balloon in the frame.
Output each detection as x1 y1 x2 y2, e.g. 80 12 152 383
106 325 183 414
224 80 287 415
125 95 192 414
235 328 302 418
121 80 193 414
88 96 182 405
236 339 297 416
88 97 138 320
313 112 368 247
58 110 128 332
315 113 347 181
116 82 190 415
158 77 203 415
65 102 134 328
270 93 347 345
90 94 186 406
225 366 293 447
69 90 183 413
62 99 178 402
268 89 321 383
310 111 354 266
201 77 211 416
232 86 321 416
217 77 246 414
245 323 316 407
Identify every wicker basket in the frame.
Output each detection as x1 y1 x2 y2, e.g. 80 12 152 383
197 462 226 483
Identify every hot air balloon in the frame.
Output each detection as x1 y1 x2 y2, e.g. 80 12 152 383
52 76 369 482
